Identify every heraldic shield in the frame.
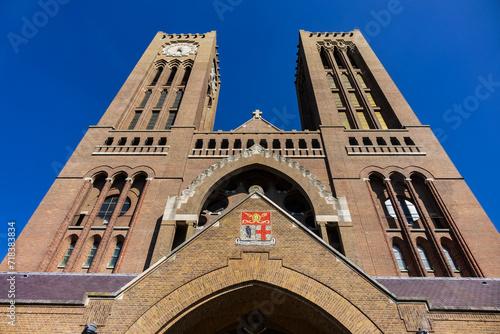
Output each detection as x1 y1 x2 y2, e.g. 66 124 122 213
235 212 276 246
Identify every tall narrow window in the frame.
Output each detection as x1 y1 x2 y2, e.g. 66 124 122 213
155 90 167 108
139 90 152 108
327 227 343 253
385 198 419 225
332 93 343 108
320 49 330 69
443 246 459 271
333 49 344 68
357 111 370 130
166 67 177 86
326 73 336 89
107 241 123 269
342 74 352 89
146 111 159 130
375 111 388 129
59 240 76 267
181 67 192 85
83 240 99 268
392 246 406 270
339 112 350 129
151 66 163 85
349 92 360 107
366 92 377 107
356 73 367 88
234 139 242 149
417 245 432 271
172 90 183 108
165 111 177 130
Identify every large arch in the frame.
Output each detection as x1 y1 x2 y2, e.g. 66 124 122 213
164 283 350 334
123 253 383 334
175 145 349 219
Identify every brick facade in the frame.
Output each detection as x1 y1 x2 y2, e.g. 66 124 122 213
1 30 499 333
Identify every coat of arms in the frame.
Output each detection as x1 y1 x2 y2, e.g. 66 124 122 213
235 212 276 246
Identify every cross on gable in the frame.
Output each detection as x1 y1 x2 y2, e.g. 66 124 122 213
252 109 262 119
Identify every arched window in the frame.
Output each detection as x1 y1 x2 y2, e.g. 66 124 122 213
341 74 352 89
166 67 177 86
392 245 406 270
98 195 131 224
443 246 458 271
384 198 419 225
58 239 76 268
417 245 432 271
107 241 123 269
151 66 163 85
326 73 336 89
83 239 100 268
139 90 152 108
181 67 192 85
320 49 330 69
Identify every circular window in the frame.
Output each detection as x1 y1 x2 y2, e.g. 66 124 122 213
206 195 228 213
198 215 208 227
98 195 131 222
305 215 316 229
284 194 311 215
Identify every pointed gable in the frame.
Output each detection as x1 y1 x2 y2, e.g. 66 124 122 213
234 109 281 132
99 191 404 333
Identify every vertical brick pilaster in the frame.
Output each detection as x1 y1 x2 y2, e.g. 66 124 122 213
385 178 426 276
37 178 93 271
186 221 197 239
65 177 113 272
114 177 152 273
89 177 134 273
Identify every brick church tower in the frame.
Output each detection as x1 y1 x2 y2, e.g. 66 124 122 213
1 30 499 334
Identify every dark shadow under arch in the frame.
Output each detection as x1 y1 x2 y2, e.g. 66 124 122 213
161 282 351 334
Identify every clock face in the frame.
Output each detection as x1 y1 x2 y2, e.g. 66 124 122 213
162 43 197 57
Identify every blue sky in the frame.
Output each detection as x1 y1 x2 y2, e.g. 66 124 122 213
1 0 499 260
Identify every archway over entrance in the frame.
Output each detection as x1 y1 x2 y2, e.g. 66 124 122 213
162 282 351 334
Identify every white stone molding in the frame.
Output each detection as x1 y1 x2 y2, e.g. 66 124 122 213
177 144 349 220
